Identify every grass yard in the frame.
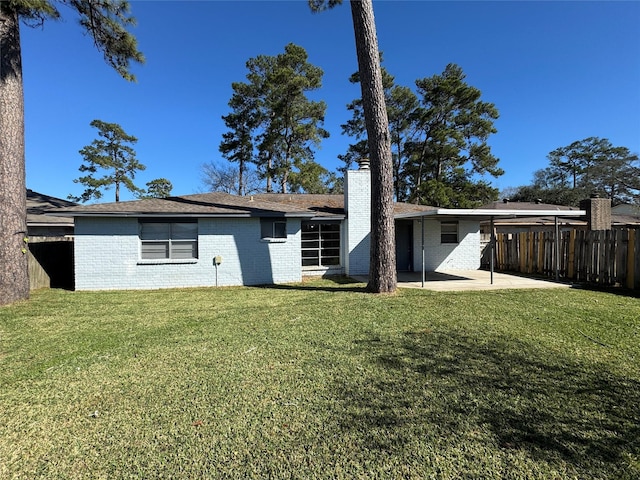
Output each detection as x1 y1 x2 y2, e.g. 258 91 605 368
1 279 639 479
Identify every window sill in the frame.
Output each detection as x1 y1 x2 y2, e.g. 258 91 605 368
260 237 287 244
302 266 344 275
302 265 343 271
137 259 198 265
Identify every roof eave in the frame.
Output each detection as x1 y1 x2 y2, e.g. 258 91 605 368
48 211 318 219
395 209 587 221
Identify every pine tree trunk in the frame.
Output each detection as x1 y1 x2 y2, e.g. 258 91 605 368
0 7 30 305
238 159 245 196
350 0 396 293
266 155 273 193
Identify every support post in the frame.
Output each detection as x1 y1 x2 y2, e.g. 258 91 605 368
421 216 425 288
554 216 560 282
490 216 495 285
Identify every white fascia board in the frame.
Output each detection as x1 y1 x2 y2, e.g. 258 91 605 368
435 209 586 217
308 215 345 221
395 209 586 220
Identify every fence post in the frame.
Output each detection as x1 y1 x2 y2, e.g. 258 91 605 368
630 229 638 289
633 230 640 289
520 233 525 273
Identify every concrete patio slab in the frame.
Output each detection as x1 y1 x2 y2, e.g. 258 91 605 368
353 270 572 292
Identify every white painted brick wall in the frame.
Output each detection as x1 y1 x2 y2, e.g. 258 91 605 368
74 217 302 291
412 219 480 271
344 169 371 275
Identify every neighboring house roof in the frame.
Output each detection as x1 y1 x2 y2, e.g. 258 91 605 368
469 200 585 225
612 214 640 227
480 200 580 212
27 189 76 226
612 204 640 217
49 191 439 219
478 200 640 227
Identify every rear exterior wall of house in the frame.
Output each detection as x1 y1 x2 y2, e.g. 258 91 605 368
74 217 302 291
413 219 481 271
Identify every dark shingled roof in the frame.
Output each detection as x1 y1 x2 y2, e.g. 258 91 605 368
27 189 76 225
252 194 346 217
51 192 318 217
50 191 438 219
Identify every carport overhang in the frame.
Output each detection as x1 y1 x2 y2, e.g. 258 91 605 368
394 208 587 288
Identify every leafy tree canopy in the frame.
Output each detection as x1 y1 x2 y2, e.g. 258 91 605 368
510 137 640 206
139 178 173 199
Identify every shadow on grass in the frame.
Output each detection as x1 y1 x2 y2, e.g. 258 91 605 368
254 276 367 293
570 283 640 299
338 330 640 477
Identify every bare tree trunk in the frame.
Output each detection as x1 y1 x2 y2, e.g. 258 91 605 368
350 0 396 293
0 7 30 305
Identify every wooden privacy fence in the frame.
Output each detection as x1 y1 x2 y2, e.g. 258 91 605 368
489 228 640 289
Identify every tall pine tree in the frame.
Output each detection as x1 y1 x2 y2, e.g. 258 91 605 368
310 0 397 293
406 64 502 207
0 0 143 305
219 43 329 194
70 120 146 203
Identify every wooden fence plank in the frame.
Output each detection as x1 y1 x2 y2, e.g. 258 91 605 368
568 229 576 279
618 229 628 287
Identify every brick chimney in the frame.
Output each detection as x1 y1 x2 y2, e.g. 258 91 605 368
579 195 611 230
344 160 371 275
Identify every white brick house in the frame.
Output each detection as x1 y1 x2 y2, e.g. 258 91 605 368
56 166 562 291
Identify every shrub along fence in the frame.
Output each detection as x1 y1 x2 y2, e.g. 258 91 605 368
487 228 640 290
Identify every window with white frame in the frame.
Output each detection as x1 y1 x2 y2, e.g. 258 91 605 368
301 221 341 267
260 219 287 239
140 221 198 260
440 221 459 244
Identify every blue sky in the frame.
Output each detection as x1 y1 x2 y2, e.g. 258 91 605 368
22 0 640 202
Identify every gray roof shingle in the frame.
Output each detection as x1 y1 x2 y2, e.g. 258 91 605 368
50 191 439 219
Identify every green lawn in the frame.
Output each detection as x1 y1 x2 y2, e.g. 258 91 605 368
1 279 638 479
